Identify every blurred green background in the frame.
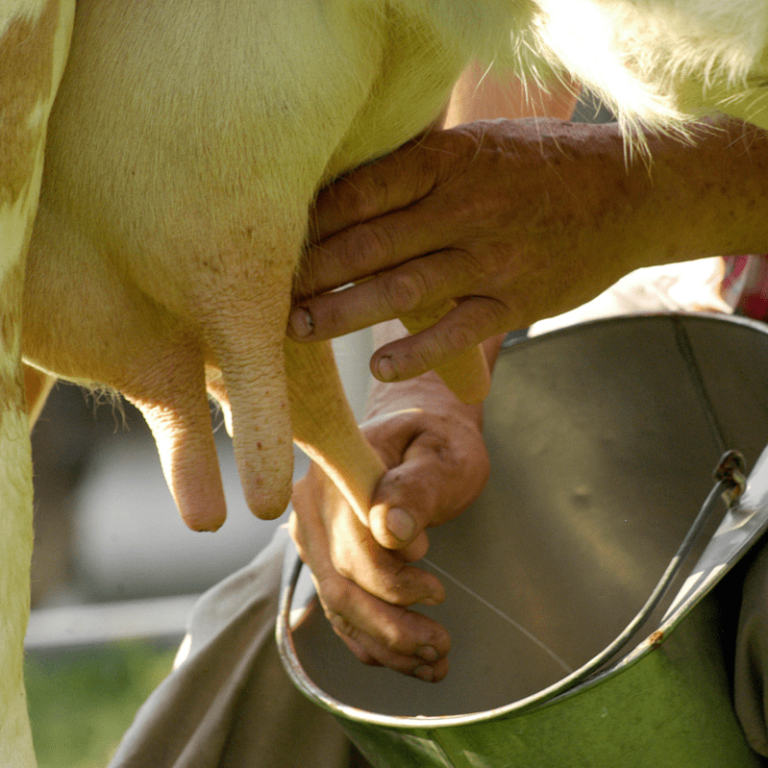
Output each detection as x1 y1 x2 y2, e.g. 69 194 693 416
25 641 177 768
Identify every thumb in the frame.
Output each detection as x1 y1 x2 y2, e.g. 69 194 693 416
369 502 430 559
367 451 443 553
366 421 486 553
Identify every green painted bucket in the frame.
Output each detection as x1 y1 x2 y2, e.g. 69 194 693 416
278 313 768 767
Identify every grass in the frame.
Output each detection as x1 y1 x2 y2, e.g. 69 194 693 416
25 641 178 768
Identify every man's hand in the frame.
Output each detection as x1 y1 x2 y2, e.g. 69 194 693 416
290 118 768 384
289 397 489 682
289 119 639 382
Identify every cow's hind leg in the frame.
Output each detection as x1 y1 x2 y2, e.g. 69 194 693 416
0 1 73 764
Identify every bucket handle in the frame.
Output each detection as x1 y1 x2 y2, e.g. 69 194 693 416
277 451 746 721
570 450 746 679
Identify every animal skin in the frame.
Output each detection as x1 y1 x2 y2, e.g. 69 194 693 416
4 0 768 765
0 3 74 765
21 0 490 536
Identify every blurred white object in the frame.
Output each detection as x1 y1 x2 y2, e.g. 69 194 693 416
26 594 199 650
73 431 298 601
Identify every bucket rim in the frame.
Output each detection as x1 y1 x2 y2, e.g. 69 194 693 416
277 312 768 729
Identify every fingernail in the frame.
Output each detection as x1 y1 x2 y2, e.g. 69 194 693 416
289 307 314 338
417 645 439 663
376 355 397 382
418 595 442 607
386 508 415 542
413 665 435 683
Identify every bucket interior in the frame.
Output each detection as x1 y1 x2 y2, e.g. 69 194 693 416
289 315 768 718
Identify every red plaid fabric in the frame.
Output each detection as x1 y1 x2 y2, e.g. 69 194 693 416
722 255 768 322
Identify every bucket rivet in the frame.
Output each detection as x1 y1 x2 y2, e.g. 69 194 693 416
713 450 747 506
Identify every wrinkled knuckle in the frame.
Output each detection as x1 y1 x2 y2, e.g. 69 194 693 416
316 574 350 616
381 622 410 653
377 571 414 606
484 295 512 327
343 190 372 224
380 269 427 316
443 320 477 354
361 223 398 264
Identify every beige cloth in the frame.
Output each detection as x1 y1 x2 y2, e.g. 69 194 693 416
107 527 361 768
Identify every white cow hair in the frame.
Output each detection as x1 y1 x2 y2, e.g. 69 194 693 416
399 0 768 143
0 0 47 35
528 0 768 136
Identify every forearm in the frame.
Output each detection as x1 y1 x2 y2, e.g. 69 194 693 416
638 118 768 264
444 62 579 128
491 116 768 277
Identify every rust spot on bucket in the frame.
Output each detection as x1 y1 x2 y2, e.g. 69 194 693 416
648 630 664 648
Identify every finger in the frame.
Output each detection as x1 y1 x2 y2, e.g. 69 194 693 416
330 602 451 684
313 565 451 679
370 295 514 382
126 345 227 532
291 473 444 607
400 302 490 405
368 454 454 551
298 211 448 301
308 137 441 243
393 530 431 563
335 624 450 685
359 412 448 550
326 502 445 607
337 632 451 687
290 499 450 668
367 422 489 552
289 508 449 675
290 248 475 342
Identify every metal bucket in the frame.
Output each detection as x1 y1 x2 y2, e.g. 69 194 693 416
278 313 768 767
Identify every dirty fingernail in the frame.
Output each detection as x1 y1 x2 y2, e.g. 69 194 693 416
289 307 314 338
387 507 415 542
417 645 439 663
414 665 435 682
376 355 397 382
